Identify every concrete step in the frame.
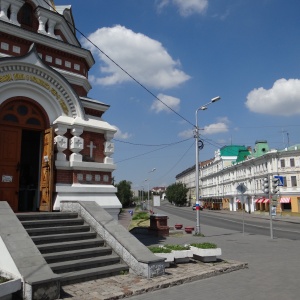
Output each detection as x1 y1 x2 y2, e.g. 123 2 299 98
59 264 129 286
37 238 105 254
16 212 78 221
17 211 130 286
43 247 112 263
31 231 97 245
20 218 84 229
49 254 121 273
26 224 91 236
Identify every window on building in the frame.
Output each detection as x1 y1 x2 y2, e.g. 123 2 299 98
290 158 295 167
280 159 285 168
291 176 297 187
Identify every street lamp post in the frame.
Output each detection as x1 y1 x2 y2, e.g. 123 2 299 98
195 96 221 234
145 168 156 211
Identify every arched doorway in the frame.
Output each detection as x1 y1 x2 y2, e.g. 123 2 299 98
0 97 50 212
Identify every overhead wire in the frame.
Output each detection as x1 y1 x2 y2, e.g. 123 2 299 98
115 137 193 163
43 0 195 128
113 137 192 147
42 1 296 174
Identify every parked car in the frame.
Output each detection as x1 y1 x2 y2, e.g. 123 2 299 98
192 204 203 210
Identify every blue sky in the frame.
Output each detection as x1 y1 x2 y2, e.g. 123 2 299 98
55 0 300 190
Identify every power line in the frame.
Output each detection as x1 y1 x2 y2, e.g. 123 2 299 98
113 137 192 147
43 0 195 127
157 140 194 183
115 138 192 163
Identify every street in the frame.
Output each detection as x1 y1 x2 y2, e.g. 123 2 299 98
130 202 300 300
157 202 300 240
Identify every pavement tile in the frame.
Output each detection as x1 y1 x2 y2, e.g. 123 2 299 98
59 206 286 299
60 259 247 299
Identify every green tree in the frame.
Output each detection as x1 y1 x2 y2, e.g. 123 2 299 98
166 182 188 206
115 180 133 207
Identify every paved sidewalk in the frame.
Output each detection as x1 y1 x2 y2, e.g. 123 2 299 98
59 208 247 300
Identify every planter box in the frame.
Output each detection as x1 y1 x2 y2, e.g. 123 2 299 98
174 224 183 230
190 246 222 262
154 252 175 267
0 278 22 300
184 226 194 234
172 249 193 263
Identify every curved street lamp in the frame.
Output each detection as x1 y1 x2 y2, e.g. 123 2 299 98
195 96 221 234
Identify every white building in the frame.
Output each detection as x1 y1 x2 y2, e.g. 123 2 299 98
176 141 300 216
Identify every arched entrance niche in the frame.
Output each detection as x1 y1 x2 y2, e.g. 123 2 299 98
0 97 49 212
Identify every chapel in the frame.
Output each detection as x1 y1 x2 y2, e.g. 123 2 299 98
0 0 122 219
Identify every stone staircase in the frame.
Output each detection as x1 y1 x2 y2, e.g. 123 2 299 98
16 212 129 286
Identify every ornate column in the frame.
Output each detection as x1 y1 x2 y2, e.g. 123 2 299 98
54 125 68 161
47 19 56 37
104 132 115 164
69 127 84 163
10 0 23 25
0 0 10 22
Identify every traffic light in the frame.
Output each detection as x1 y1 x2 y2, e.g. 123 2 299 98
272 177 279 194
263 177 269 194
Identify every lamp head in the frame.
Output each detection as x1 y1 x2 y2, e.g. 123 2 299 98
200 106 207 110
211 96 221 103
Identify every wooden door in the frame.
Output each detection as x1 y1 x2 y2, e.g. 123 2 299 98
39 128 54 212
0 126 21 211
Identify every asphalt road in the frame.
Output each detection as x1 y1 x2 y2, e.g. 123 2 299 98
157 202 300 240
129 202 300 300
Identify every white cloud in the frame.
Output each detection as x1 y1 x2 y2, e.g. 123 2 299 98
112 126 132 140
245 78 300 116
81 25 190 89
203 122 229 135
151 94 180 113
174 0 208 16
178 128 193 138
178 120 229 138
157 0 208 16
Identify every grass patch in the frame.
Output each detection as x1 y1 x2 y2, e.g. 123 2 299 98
190 242 217 249
132 212 149 220
128 211 150 231
148 246 172 253
164 244 190 251
120 270 129 275
0 276 9 283
193 232 205 237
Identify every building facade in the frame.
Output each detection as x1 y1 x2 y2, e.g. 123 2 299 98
176 141 300 216
0 0 121 219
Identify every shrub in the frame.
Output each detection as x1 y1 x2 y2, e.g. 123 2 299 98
148 246 172 253
190 242 217 249
164 244 190 251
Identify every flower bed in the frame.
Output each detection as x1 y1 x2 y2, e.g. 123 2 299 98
184 226 194 233
0 274 22 300
148 242 222 265
174 224 183 230
189 242 222 262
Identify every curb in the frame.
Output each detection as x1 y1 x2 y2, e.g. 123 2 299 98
99 260 248 300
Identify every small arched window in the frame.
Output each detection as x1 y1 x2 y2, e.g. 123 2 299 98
18 3 38 31
0 99 47 129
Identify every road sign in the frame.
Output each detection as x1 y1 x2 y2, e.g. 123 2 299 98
274 175 284 186
236 183 247 194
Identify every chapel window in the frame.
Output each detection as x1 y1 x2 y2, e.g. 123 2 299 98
0 100 46 129
18 3 38 31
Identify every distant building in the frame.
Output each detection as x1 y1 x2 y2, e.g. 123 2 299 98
176 141 300 216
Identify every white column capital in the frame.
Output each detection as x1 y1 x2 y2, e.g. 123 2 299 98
71 127 83 137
